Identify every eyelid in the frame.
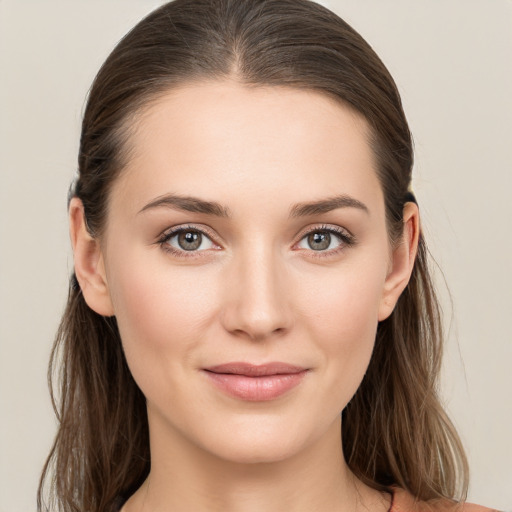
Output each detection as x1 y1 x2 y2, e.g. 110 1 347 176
156 222 356 259
293 223 356 257
157 224 222 257
159 223 219 242
295 223 354 241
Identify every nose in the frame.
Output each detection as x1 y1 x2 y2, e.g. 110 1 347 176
219 245 293 342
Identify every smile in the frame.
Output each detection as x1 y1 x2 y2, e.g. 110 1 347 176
202 362 309 401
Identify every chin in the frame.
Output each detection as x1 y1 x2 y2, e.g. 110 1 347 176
207 436 303 465
192 415 321 465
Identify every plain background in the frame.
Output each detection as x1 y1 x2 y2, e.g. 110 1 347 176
0 1 511 511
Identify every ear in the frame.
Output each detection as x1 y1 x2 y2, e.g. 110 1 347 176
378 202 420 321
69 197 114 316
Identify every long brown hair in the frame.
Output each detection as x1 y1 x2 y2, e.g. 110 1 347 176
38 0 468 510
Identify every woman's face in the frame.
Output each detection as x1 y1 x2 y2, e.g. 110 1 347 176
83 82 414 464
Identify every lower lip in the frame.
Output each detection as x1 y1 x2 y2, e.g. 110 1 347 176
203 370 308 401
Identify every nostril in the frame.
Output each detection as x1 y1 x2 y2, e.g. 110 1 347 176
219 258 293 340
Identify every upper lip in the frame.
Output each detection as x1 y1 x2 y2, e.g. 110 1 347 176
204 362 307 377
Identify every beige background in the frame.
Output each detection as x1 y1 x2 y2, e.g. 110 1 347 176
0 1 511 511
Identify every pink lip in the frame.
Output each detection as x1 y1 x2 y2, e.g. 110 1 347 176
202 362 309 401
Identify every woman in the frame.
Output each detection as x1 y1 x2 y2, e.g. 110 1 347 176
38 1 497 511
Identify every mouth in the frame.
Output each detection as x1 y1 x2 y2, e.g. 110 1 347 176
202 362 309 401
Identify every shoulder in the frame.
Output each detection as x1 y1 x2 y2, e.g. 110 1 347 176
390 487 500 512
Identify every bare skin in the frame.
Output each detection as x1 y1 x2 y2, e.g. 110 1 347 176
70 81 418 512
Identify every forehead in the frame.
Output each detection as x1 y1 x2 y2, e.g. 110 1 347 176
112 81 383 217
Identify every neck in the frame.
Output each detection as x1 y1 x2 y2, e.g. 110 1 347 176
123 414 390 512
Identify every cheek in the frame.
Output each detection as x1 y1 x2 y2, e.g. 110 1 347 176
297 256 387 398
300 256 387 340
106 251 218 386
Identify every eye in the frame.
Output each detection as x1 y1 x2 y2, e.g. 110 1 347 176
296 225 355 254
159 225 219 256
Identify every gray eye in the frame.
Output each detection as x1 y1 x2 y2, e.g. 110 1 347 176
162 227 215 256
297 228 347 253
178 231 202 251
307 232 331 251
165 229 216 252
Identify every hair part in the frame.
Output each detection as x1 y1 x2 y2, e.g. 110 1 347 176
39 1 468 510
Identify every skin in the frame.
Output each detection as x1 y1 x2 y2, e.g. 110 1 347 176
70 81 419 512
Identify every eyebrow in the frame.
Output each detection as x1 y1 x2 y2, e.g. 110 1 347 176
289 194 369 217
138 193 369 218
139 194 232 217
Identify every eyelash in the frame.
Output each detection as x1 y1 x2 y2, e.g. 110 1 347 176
157 224 356 259
157 224 220 259
296 224 356 259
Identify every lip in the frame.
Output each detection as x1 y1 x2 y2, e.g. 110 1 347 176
202 362 309 401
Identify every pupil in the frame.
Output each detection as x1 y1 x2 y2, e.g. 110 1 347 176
308 232 330 251
178 231 201 251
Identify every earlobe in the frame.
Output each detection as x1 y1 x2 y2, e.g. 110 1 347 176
69 197 114 317
378 202 420 321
